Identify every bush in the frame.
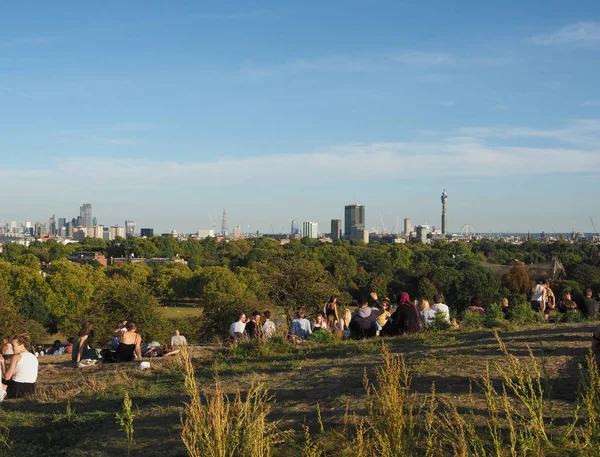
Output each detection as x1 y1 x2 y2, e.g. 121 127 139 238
427 310 451 331
483 302 505 328
309 330 341 344
509 300 539 325
554 309 584 323
462 310 484 329
232 337 294 358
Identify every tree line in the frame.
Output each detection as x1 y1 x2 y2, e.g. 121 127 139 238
1 236 599 344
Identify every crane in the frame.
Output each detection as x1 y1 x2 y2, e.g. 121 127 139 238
591 217 599 236
379 212 386 234
208 212 216 231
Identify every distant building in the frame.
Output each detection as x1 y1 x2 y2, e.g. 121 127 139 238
233 225 241 238
87 225 104 239
140 228 154 238
331 219 342 240
351 227 369 243
416 225 430 243
80 203 92 227
302 221 318 239
404 218 412 236
68 252 108 268
345 204 365 239
125 220 136 238
110 225 126 240
197 229 215 238
73 226 87 241
65 221 74 238
58 218 66 236
441 190 448 235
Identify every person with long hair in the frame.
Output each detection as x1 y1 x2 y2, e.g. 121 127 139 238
103 321 142 363
323 296 339 321
558 292 578 313
0 333 38 400
73 320 100 366
392 292 421 334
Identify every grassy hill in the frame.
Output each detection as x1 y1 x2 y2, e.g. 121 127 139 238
1 322 599 456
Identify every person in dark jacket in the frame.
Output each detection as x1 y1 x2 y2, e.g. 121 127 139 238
349 294 382 339
392 292 421 334
582 288 599 319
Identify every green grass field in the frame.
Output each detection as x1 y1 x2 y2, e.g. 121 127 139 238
157 305 204 319
1 322 599 456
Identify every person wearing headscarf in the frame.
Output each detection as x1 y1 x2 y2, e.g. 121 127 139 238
392 292 421 334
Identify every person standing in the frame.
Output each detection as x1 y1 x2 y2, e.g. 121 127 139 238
0 334 38 400
530 280 549 313
323 296 339 321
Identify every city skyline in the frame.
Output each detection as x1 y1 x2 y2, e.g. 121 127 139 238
2 2 600 233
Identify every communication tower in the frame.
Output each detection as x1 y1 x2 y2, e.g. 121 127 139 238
441 190 448 235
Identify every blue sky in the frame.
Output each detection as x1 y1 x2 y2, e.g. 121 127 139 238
1 1 600 234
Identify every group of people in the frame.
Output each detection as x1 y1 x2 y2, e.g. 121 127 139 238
530 280 599 319
73 320 188 366
229 310 278 341
0 334 38 401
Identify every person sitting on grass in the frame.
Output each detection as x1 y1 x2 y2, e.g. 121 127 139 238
0 333 38 401
73 320 101 367
323 296 339 321
582 288 599 319
289 310 312 344
349 294 381 339
391 292 421 334
467 297 486 316
170 329 187 347
229 312 247 341
102 321 142 363
48 340 64 355
431 294 451 323
244 311 262 340
312 312 328 332
109 320 127 350
262 311 277 340
418 299 431 326
375 298 392 336
558 292 579 313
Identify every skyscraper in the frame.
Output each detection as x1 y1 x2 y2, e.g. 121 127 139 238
125 220 136 238
331 219 342 240
441 190 448 235
58 218 66 236
344 204 365 239
404 218 412 236
80 203 92 227
221 207 228 236
302 221 318 239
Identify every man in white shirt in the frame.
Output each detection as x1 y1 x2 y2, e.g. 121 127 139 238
229 313 247 340
430 294 450 323
289 310 312 343
530 280 548 313
170 330 187 347
262 311 277 340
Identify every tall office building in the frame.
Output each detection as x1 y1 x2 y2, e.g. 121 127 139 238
110 225 126 240
441 190 448 235
48 215 57 237
125 220 136 238
80 203 92 227
416 225 430 243
58 218 66 236
88 225 104 239
140 228 154 238
302 221 318 239
66 221 74 237
331 219 342 240
344 204 365 239
403 218 412 236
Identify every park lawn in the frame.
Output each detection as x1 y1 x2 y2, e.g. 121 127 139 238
157 305 204 319
0 322 597 456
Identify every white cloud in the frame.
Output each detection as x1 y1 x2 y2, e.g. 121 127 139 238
532 21 600 46
3 119 599 199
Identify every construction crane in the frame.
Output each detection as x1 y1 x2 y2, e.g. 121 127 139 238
379 212 386 234
208 212 216 231
591 217 599 236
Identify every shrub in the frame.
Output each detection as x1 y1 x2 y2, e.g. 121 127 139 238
554 309 584 323
462 310 484 329
427 310 451 331
309 330 341 344
483 303 505 328
509 300 539 325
